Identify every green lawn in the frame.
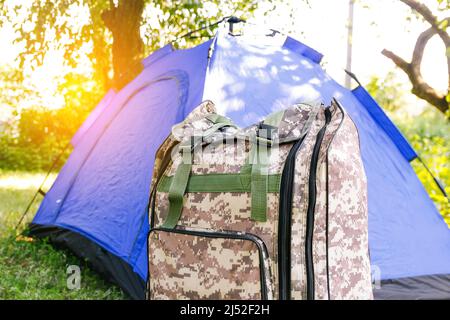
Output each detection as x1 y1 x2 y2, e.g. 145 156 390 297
0 170 125 299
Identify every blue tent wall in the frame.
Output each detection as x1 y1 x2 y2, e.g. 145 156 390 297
31 28 450 299
31 40 213 298
70 89 117 148
348 86 450 279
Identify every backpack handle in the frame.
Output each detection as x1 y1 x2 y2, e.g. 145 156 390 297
162 115 237 229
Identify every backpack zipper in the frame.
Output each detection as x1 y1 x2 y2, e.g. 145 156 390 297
278 108 331 300
305 108 332 300
278 134 307 300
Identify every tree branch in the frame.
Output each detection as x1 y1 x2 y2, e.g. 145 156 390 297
382 1 449 115
381 49 409 73
382 26 449 114
400 0 450 46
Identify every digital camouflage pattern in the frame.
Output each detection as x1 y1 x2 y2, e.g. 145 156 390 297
310 104 346 300
150 100 217 192
148 227 273 300
147 100 372 300
152 189 282 298
290 110 326 299
326 114 373 300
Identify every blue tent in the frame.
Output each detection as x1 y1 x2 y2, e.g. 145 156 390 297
30 24 450 299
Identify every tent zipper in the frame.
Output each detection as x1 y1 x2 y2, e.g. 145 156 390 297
305 108 332 300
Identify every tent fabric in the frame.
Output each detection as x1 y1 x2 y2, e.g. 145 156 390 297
142 43 174 68
32 39 213 283
30 26 450 299
282 36 323 64
70 89 116 147
374 274 450 300
351 86 417 161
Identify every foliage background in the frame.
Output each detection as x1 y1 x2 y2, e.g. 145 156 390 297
367 74 449 224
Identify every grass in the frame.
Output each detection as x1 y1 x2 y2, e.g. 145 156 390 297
0 170 125 299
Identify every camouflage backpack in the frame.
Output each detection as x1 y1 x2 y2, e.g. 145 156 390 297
147 100 373 300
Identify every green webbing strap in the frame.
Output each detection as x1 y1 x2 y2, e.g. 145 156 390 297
202 122 236 140
236 112 284 222
250 141 269 222
205 114 234 125
162 115 237 229
162 146 192 229
162 111 281 227
162 163 192 228
244 111 284 222
157 173 281 193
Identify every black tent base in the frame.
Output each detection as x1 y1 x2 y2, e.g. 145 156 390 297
26 224 450 300
28 224 146 300
374 274 450 300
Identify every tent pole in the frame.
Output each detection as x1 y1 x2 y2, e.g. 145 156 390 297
416 156 449 201
14 142 70 231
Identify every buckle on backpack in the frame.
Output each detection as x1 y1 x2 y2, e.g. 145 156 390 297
256 123 278 147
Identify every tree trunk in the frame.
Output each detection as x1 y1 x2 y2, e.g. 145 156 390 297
101 0 145 90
